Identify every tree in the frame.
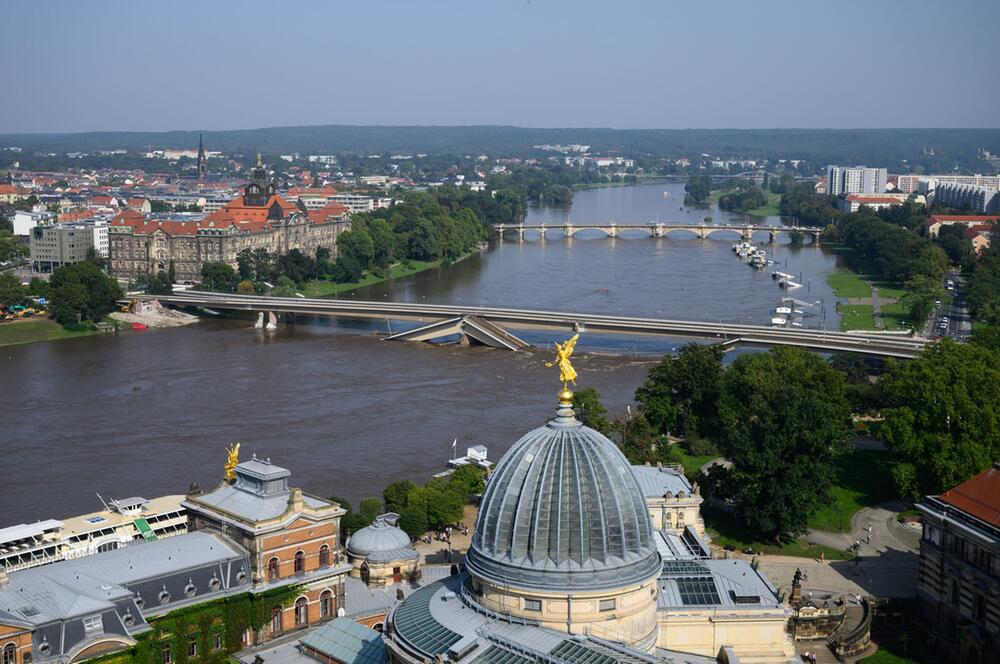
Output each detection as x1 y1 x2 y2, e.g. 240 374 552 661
710 347 851 540
572 387 610 433
398 504 429 540
84 246 106 271
359 497 383 522
877 340 1000 499
610 412 670 465
448 465 486 497
970 325 1000 351
902 275 945 330
0 231 28 263
199 262 236 292
683 175 712 205
237 279 256 294
337 227 375 270
383 479 416 514
49 261 123 325
271 276 297 297
50 282 89 325
635 342 724 438
0 272 25 309
148 270 172 295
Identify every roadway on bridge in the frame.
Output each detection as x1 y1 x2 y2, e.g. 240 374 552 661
144 291 929 359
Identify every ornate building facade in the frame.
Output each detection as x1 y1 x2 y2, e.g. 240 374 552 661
916 464 1000 664
107 158 350 283
183 455 351 643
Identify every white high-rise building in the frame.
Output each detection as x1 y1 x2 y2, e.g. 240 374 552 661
827 165 887 196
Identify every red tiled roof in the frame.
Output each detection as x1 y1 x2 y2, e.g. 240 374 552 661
0 184 17 194
929 215 1000 223
937 465 1000 528
204 193 299 225
59 209 97 222
307 202 350 224
846 195 902 203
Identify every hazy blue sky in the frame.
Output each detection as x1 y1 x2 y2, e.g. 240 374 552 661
3 0 998 133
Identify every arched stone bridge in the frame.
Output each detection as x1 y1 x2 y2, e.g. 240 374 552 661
495 222 822 243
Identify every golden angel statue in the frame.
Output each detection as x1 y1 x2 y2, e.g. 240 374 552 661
224 442 240 481
546 333 580 388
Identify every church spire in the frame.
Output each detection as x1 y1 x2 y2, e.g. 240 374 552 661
197 133 207 180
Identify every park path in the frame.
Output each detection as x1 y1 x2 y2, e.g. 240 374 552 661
805 504 920 556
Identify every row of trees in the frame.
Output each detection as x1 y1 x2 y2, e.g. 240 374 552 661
48 259 123 326
582 337 999 542
337 464 486 540
716 179 767 212
778 182 840 225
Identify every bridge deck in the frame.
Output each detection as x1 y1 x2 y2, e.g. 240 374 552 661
139 292 927 359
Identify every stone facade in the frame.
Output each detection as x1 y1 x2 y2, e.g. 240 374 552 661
108 160 349 283
183 456 351 645
916 465 1000 664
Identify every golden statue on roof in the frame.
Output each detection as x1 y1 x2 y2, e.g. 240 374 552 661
547 334 580 403
224 442 240 481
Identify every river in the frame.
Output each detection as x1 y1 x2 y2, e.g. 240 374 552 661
0 181 844 524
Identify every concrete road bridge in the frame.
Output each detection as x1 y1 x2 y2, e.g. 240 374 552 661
142 291 928 358
495 222 822 242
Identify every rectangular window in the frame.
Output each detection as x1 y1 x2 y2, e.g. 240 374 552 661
599 599 615 612
188 640 196 658
214 633 223 652
523 599 542 612
83 615 104 635
162 646 171 664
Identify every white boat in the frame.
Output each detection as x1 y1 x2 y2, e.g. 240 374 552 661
771 315 788 326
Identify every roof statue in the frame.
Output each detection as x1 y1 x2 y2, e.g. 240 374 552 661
256 153 263 169
545 333 579 403
224 442 240 481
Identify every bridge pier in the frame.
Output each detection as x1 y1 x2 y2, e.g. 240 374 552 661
603 225 618 238
563 223 574 238
741 227 754 241
651 224 665 238
769 230 777 244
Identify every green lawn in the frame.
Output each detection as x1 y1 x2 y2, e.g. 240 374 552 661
827 269 873 298
879 302 911 331
859 638 924 663
809 449 896 532
671 445 717 478
0 319 98 347
703 505 852 560
837 304 877 331
746 192 782 217
300 260 437 298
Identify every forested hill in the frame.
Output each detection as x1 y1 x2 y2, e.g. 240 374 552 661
2 126 999 171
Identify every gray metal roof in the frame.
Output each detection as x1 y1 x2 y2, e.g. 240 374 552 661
387 576 717 663
467 403 660 591
343 565 452 619
656 559 783 610
237 456 292 481
347 514 416 562
188 484 293 522
0 531 245 626
298 617 384 664
630 465 693 498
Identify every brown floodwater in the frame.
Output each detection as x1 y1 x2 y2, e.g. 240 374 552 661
0 182 844 524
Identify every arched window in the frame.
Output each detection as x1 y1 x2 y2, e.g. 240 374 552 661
319 545 330 567
3 643 16 664
294 550 305 574
320 590 333 618
267 557 280 582
294 597 308 627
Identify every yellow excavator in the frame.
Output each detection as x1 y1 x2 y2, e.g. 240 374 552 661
120 299 137 313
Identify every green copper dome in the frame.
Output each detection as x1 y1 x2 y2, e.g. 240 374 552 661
466 400 661 591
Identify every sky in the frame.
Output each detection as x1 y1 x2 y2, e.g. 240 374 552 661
2 0 999 134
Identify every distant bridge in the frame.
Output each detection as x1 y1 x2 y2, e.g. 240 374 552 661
494 222 822 242
142 291 928 358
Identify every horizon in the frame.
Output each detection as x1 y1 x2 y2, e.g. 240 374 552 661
3 0 999 133
4 123 1000 138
